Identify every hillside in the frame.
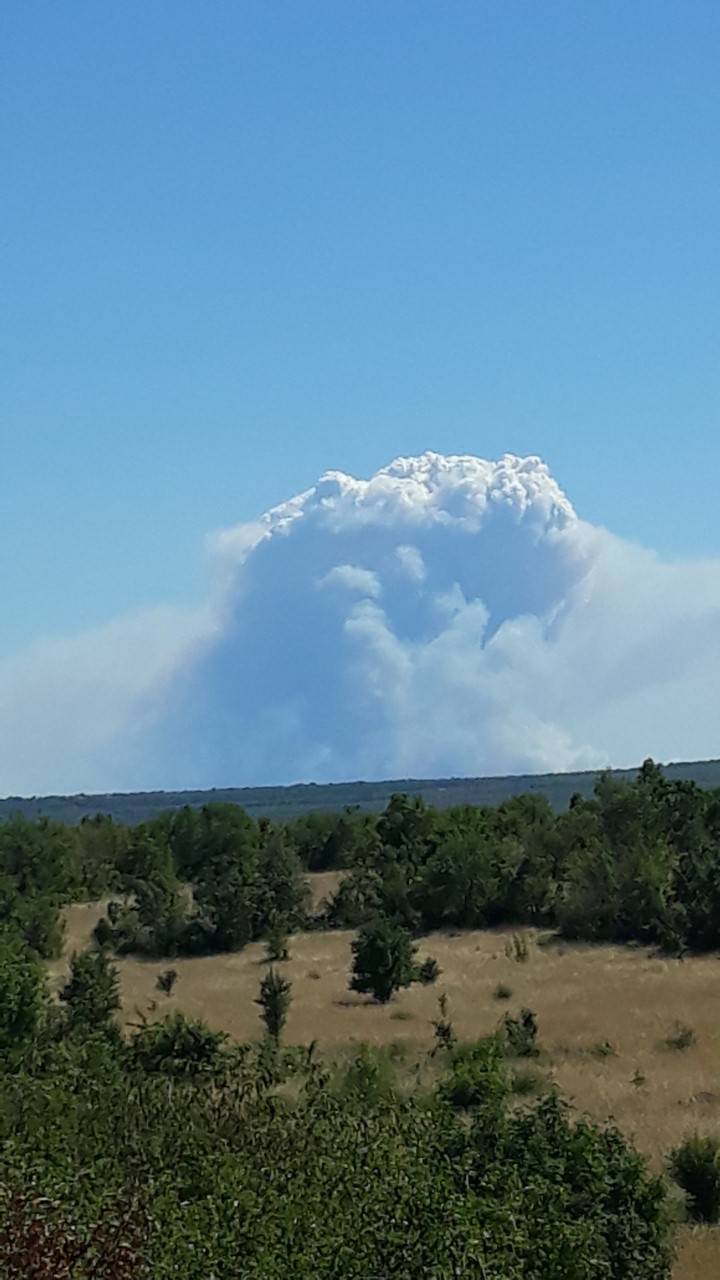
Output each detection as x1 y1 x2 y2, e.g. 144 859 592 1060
3 756 720 825
48 891 720 1280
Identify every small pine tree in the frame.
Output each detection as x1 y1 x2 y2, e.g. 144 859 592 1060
255 968 292 1040
59 950 121 1030
350 915 417 1003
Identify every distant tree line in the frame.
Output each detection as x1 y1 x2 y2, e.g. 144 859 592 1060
3 759 720 963
325 759 720 953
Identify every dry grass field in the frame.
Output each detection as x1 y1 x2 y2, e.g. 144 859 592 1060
48 877 720 1280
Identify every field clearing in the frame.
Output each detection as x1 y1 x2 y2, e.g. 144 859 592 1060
49 882 720 1280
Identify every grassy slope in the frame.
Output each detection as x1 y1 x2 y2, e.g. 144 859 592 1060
50 874 720 1280
6 757 720 824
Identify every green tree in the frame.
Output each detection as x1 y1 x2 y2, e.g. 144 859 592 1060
416 831 500 929
59 950 121 1030
350 915 417 1003
194 804 259 951
255 967 292 1040
256 829 310 934
0 926 46 1062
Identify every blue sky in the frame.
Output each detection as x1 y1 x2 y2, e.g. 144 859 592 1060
3 0 720 658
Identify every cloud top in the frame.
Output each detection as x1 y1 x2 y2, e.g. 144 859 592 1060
2 450 720 796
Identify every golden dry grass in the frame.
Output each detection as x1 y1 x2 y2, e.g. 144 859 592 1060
49 881 720 1280
674 1226 720 1280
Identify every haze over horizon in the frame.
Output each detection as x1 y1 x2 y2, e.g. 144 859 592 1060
3 448 720 798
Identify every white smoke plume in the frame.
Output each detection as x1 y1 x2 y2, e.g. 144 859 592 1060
2 451 720 796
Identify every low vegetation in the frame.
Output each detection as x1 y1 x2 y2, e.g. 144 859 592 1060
2 758 720 1275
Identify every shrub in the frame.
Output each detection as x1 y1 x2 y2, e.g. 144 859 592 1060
502 1008 539 1057
416 956 440 985
156 968 178 997
129 1012 226 1076
665 1021 696 1051
430 992 456 1054
670 1135 720 1222
504 932 529 963
0 927 46 1063
59 950 120 1031
93 915 114 950
350 915 417 1003
439 1037 508 1111
510 1065 544 1096
493 982 513 1001
255 968 292 1041
337 1045 397 1104
265 916 290 962
591 1039 617 1058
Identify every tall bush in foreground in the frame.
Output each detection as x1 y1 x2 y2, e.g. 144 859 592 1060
0 1060 671 1279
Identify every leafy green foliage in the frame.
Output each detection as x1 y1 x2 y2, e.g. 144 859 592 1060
59 949 120 1030
255 967 292 1040
7 760 719 965
0 926 46 1063
129 1011 227 1076
502 1008 539 1058
0 1048 671 1279
439 1036 509 1111
670 1134 720 1222
350 915 417 1003
510 1065 545 1096
265 915 289 961
256 829 310 932
336 1044 398 1104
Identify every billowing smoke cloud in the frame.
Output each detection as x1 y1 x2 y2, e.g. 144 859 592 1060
2 451 720 796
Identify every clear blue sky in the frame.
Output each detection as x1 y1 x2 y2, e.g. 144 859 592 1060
3 0 720 655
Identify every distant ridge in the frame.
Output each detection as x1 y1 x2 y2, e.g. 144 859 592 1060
2 759 720 826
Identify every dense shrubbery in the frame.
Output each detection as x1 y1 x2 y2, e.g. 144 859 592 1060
0 779 698 1274
326 762 720 952
669 1134 720 1223
0 988 671 1279
4 759 720 963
